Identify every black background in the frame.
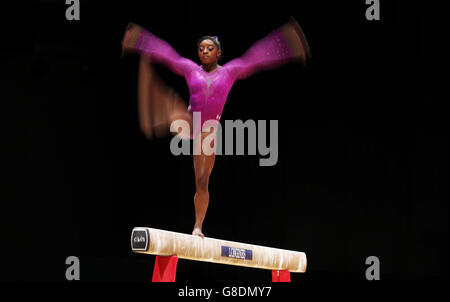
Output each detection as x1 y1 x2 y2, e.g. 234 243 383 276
2 0 448 285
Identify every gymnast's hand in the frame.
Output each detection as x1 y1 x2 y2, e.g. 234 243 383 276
121 22 144 57
279 17 312 65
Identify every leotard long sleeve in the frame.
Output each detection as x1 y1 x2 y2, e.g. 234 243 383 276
132 24 301 134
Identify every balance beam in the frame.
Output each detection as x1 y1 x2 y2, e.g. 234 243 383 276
131 227 307 273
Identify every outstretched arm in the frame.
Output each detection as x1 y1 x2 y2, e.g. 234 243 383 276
122 22 197 77
223 17 311 81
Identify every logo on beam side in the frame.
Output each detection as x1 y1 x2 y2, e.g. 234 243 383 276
131 228 150 251
221 246 253 260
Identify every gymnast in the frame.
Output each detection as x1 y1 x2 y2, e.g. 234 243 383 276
121 17 311 238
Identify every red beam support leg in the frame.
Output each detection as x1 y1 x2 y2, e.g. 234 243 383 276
152 255 178 282
272 270 291 282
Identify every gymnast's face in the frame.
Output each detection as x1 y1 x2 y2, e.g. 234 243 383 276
198 39 221 65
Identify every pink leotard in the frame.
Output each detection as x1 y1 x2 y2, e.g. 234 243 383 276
133 27 294 136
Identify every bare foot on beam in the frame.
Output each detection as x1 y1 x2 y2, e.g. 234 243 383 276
192 226 205 239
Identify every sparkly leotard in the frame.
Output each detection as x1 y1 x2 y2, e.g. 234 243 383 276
133 27 294 135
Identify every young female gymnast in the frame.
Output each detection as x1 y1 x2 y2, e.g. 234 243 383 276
121 17 311 238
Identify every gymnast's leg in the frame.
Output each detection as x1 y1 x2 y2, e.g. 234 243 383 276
192 128 216 239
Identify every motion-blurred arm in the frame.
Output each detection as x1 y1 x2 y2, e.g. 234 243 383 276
122 23 193 139
223 17 311 81
122 22 197 77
